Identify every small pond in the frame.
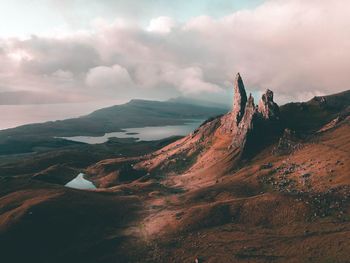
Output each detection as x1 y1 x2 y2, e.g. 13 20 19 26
65 173 96 190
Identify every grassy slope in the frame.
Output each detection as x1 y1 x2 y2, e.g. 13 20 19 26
1 119 348 263
0 179 141 263
125 116 350 263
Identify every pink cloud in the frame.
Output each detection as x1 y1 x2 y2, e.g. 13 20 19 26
0 0 349 104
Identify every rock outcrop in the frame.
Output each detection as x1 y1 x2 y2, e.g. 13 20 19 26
232 73 248 125
221 73 248 133
258 89 280 119
232 94 256 149
225 75 281 155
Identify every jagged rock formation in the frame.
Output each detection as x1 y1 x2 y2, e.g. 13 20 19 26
87 73 282 185
225 77 281 154
232 73 247 124
221 73 248 133
232 94 256 149
258 89 280 119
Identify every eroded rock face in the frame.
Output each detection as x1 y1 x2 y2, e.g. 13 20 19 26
258 89 280 120
232 94 256 148
232 73 248 125
221 73 248 133
239 94 256 130
225 76 281 157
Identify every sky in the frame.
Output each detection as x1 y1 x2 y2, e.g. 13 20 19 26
0 0 349 106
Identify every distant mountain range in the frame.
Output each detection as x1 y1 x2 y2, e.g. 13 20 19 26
0 98 227 155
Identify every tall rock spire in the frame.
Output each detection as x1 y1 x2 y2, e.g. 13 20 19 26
232 73 247 125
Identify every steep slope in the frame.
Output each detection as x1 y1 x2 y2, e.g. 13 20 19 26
132 112 350 263
280 89 350 132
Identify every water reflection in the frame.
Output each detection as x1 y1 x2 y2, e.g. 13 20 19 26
60 120 203 144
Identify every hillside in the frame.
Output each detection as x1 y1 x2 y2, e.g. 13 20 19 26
0 74 349 263
84 74 350 262
280 90 350 132
86 84 350 188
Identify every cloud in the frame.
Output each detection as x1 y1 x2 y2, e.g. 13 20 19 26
52 69 74 81
162 67 221 95
15 36 100 74
86 64 134 97
180 0 350 102
147 17 176 34
0 0 349 104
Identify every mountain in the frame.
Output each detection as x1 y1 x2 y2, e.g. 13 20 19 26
84 74 350 261
87 73 284 186
1 98 227 137
0 99 226 155
87 74 349 187
0 74 349 263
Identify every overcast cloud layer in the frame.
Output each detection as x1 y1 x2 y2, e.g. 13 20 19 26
0 0 349 105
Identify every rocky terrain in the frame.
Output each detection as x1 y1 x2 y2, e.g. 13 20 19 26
0 74 349 263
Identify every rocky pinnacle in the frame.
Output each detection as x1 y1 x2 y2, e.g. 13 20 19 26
258 89 280 119
232 73 248 125
227 75 281 154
